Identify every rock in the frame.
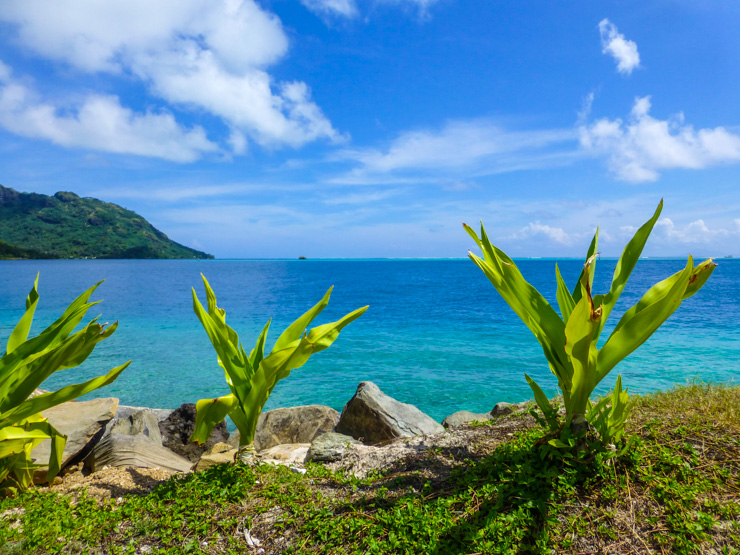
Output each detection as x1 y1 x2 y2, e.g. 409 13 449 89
32 397 119 470
111 409 162 444
335 382 445 445
85 433 192 473
490 402 514 417
116 405 173 423
442 411 493 429
306 433 360 463
259 443 310 465
192 449 237 472
227 430 241 449
158 403 229 463
204 442 232 456
254 405 340 452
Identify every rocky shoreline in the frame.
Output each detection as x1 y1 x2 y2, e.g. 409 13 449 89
31 381 530 495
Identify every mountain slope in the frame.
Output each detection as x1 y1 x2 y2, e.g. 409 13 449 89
0 185 213 259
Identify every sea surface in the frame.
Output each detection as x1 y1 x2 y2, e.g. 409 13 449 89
1 258 738 422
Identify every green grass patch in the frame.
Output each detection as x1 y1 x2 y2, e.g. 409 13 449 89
1 383 738 554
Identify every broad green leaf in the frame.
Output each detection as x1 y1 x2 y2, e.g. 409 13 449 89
564 272 601 416
304 305 369 355
597 200 663 336
272 287 333 352
192 287 252 402
683 258 716 300
190 394 239 445
597 257 693 380
0 362 130 427
248 320 271 373
572 229 599 303
7 274 40 355
21 420 66 481
525 374 559 432
468 248 569 377
193 278 367 448
555 263 575 323
1 323 122 414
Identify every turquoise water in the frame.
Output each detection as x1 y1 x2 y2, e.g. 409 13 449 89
1 258 737 422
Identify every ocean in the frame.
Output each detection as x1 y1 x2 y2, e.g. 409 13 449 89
1 258 737 422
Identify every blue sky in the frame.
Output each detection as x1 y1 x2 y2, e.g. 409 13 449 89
1 0 739 258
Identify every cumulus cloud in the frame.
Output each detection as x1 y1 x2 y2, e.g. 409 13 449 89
599 19 640 75
655 217 733 244
579 96 740 182
337 119 577 180
0 0 341 154
300 0 358 18
508 222 576 246
0 63 217 162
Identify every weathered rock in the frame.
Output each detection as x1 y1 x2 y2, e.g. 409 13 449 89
111 409 162 444
335 382 445 445
204 442 233 456
192 449 237 472
490 402 514 417
116 405 173 423
254 405 340 452
227 430 241 449
306 433 361 463
260 443 310 465
442 411 493 429
158 403 229 463
85 433 192 473
32 397 119 470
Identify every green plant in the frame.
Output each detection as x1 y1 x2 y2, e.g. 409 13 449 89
0 275 130 492
190 274 368 448
464 200 716 441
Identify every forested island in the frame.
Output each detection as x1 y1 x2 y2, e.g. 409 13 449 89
0 185 213 259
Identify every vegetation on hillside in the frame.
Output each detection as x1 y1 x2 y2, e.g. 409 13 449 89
0 383 737 554
0 185 213 259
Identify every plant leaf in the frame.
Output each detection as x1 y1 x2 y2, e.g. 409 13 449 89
555 263 575 323
190 394 239 445
597 256 693 381
7 274 40 355
597 200 663 336
572 229 599 303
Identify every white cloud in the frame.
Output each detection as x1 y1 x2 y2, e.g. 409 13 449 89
0 0 341 153
337 119 578 181
598 19 640 75
508 222 577 246
579 96 740 182
301 0 358 18
656 217 733 244
0 64 217 162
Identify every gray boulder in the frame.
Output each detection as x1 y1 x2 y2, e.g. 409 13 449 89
442 411 493 429
116 405 173 423
158 403 230 463
490 402 514 417
335 382 444 445
111 409 162 444
85 433 192 473
254 405 340 451
306 432 360 463
32 397 119 469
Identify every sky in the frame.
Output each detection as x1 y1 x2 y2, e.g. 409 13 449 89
0 0 739 258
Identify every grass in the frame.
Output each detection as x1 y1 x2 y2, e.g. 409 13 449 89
0 382 738 554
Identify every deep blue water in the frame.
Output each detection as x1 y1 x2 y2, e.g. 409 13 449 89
1 258 737 422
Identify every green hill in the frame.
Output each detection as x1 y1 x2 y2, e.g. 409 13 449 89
0 185 213 259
